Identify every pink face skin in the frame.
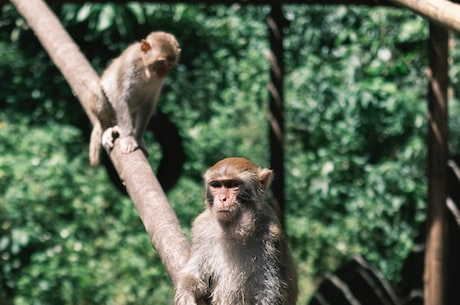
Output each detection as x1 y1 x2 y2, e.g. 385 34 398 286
208 178 242 223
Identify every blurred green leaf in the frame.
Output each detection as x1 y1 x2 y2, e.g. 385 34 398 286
97 4 116 32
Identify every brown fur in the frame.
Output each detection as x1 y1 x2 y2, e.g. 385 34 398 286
88 31 180 167
174 157 298 305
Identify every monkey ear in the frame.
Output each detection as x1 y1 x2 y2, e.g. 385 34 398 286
258 168 273 190
140 39 152 52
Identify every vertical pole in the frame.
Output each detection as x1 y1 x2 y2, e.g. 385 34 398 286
425 21 449 305
267 4 286 225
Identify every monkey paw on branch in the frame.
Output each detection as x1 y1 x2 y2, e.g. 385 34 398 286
101 126 149 157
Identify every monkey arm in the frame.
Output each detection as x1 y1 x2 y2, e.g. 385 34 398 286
256 248 286 305
255 209 297 305
133 98 157 150
175 213 214 305
112 94 134 138
102 76 138 153
174 256 209 305
100 62 135 139
113 105 137 154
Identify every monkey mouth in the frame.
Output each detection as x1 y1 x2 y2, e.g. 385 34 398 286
153 69 166 77
216 208 238 222
217 208 234 215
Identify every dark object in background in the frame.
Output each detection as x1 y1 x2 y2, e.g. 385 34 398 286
309 255 399 305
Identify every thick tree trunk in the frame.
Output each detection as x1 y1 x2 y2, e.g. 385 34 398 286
10 0 190 285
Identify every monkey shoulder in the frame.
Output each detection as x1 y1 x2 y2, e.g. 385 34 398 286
101 43 142 86
256 205 284 240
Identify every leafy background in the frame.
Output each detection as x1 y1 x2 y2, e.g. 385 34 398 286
1 3 458 304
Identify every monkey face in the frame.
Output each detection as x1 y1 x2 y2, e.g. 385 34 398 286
204 157 273 225
148 57 176 78
140 32 180 79
207 178 243 223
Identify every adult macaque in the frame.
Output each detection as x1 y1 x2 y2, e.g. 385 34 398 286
88 31 181 167
174 157 298 305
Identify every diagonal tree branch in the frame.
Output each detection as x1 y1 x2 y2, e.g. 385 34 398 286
10 0 190 285
388 0 460 33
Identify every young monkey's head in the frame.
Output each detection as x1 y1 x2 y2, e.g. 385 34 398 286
140 31 181 78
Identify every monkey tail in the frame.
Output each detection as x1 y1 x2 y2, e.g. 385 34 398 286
89 122 102 168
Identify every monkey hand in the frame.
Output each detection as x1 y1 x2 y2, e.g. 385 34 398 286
119 135 139 154
102 126 120 150
174 274 208 305
174 294 198 305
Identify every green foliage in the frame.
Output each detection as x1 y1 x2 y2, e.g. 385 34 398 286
0 115 172 304
0 2 448 304
284 7 428 297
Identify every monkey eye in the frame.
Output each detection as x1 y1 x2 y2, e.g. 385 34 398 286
209 179 241 189
150 60 165 70
224 179 241 189
209 181 223 188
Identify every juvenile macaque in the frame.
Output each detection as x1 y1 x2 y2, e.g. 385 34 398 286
88 31 181 167
174 157 298 305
